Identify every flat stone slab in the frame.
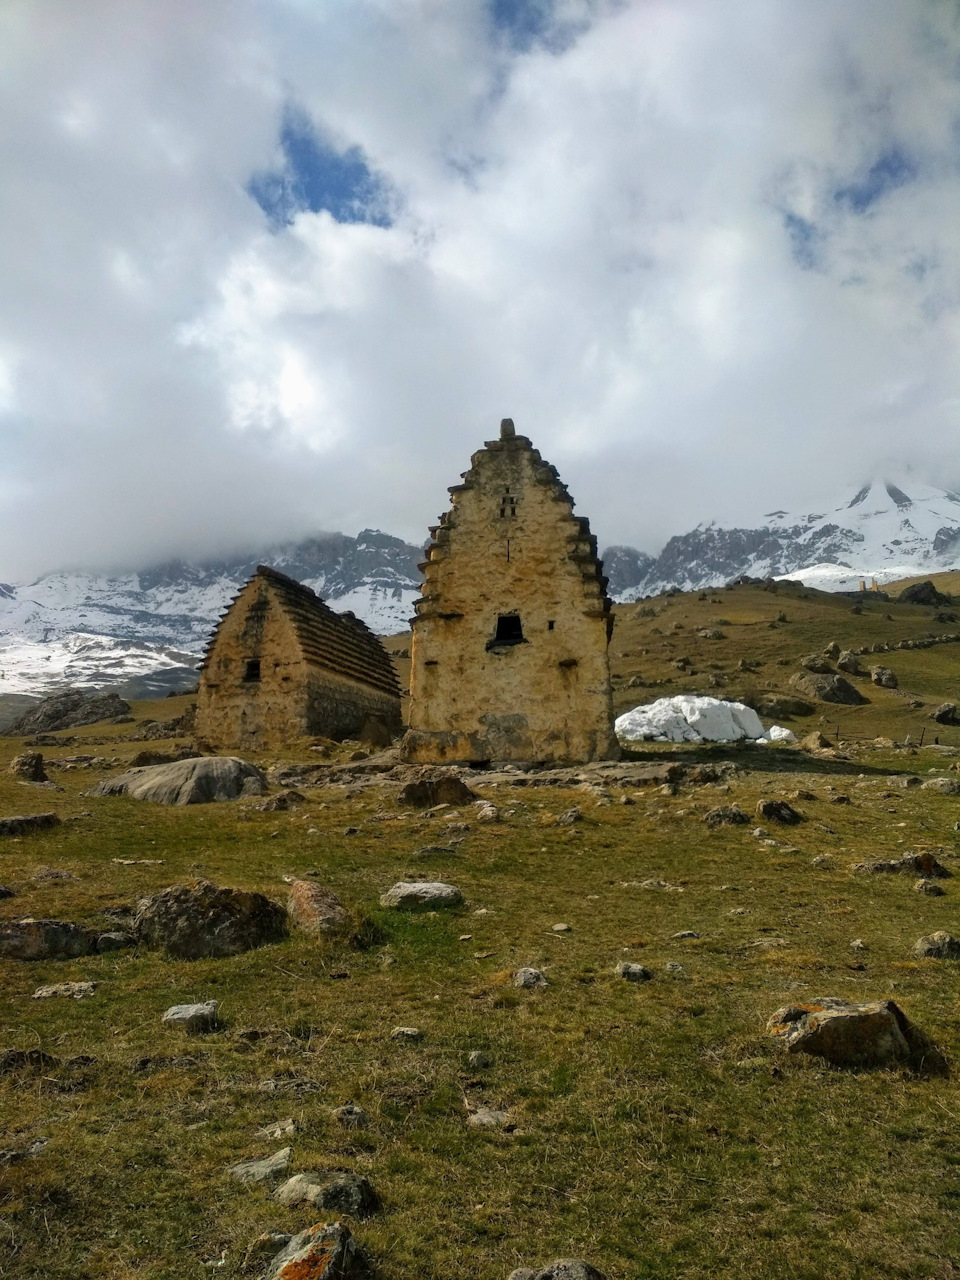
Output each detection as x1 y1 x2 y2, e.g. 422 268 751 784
379 881 463 909
32 981 96 1000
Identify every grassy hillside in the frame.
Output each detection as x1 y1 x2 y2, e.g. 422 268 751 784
3 592 960 1279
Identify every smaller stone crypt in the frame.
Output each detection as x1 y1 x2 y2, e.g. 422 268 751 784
196 565 401 751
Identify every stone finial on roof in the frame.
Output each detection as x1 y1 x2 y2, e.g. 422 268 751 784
500 418 516 440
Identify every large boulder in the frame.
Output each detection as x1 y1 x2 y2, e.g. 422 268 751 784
767 996 946 1073
4 688 131 736
92 756 266 805
789 672 867 705
134 880 287 959
9 752 47 782
0 919 98 961
913 931 960 959
899 580 952 607
932 702 960 725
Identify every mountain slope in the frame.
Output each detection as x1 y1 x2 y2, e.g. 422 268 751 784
604 478 960 598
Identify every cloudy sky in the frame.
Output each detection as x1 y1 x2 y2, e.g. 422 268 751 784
2 0 960 577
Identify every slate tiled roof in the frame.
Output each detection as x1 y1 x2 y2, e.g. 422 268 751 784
201 565 401 699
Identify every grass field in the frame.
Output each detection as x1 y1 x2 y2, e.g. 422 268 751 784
3 579 960 1278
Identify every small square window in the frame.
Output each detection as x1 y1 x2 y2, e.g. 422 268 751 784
547 620 555 631
243 659 261 683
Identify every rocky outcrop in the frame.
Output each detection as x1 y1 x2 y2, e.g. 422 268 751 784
3 688 131 736
134 881 287 959
92 756 266 805
899 580 952 606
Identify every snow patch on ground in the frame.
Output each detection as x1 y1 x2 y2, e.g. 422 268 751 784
615 696 796 745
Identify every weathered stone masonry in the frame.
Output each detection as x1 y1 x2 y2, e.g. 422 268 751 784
196 565 401 751
402 419 617 764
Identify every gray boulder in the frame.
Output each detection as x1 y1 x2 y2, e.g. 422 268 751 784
135 880 287 959
799 655 834 674
379 881 463 909
161 1000 219 1033
836 651 861 674
790 672 867 705
33 981 96 1000
286 881 347 934
913 931 960 959
932 703 960 725
0 919 97 961
0 812 60 836
9 752 47 782
853 850 949 878
871 666 898 688
755 798 804 824
509 1262 607 1280
275 1171 379 1217
398 770 477 808
3 688 131 736
899 580 951 606
229 1146 291 1185
767 996 946 1072
513 967 548 989
921 777 960 795
703 805 750 828
615 962 652 982
92 756 266 805
264 1222 359 1280
754 695 814 719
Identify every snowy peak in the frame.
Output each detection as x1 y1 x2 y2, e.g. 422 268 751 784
605 476 960 599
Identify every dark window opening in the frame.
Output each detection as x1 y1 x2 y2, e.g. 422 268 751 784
499 487 518 518
243 659 261 683
487 614 526 650
547 620 555 630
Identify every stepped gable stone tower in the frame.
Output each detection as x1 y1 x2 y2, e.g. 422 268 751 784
402 418 617 764
196 564 401 751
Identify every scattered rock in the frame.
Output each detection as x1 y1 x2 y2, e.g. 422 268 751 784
0 812 61 837
750 937 789 949
379 881 463 909
836 651 861 674
673 930 700 939
332 1103 368 1128
508 1260 607 1280
257 1119 296 1139
135 880 287 959
255 790 306 812
32 981 96 1000
264 1222 360 1280
703 805 750 828
475 801 500 822
811 855 834 869
932 702 960 725
391 1026 422 1041
9 752 47 782
850 938 867 951
790 671 867 705
3 688 131 736
755 799 804 825
467 1050 493 1069
853 851 949 878
800 731 833 750
921 777 960 794
871 665 898 689
914 878 945 896
93 756 266 805
557 806 582 826
913 931 960 959
162 1000 219 1034
275 1171 379 1217
229 1146 292 1185
398 770 477 808
551 923 572 932
0 885 14 898
97 930 135 952
754 695 814 719
513 967 548 989
767 996 946 1072
286 881 347 934
615 962 652 982
467 1106 514 1129
800 655 834 674
0 919 97 961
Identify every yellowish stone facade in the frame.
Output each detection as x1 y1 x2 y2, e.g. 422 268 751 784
196 565 401 751
402 419 617 764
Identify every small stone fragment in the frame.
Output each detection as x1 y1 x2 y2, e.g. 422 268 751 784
379 881 463 909
615 962 652 982
161 1000 219 1034
467 1050 492 1068
850 938 867 951
664 961 686 975
557 807 582 826
510 1261 607 1280
551 923 571 932
332 1104 368 1128
467 1106 514 1129
756 799 804 824
513 967 548 989
391 1026 423 1041
914 878 945 896
228 1146 292 1185
96 930 135 952
672 930 700 939
256 1119 295 1139
475 801 500 822
811 855 834 869
703 805 750 828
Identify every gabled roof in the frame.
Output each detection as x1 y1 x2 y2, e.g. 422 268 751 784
201 564 401 699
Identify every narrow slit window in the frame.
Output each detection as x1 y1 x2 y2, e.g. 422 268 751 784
243 659 261 683
547 620 555 631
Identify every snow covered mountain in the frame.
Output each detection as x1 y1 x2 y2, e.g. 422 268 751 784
603 478 960 599
0 529 421 697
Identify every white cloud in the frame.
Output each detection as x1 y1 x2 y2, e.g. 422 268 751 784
1 0 960 579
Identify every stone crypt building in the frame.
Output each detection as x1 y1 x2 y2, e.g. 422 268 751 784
401 419 617 764
196 565 401 751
